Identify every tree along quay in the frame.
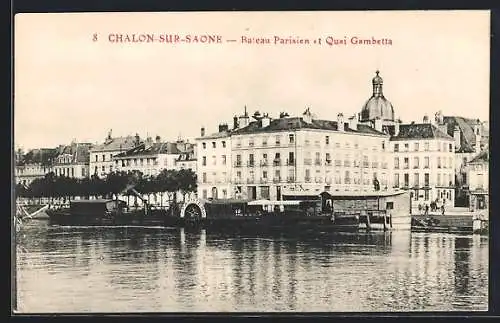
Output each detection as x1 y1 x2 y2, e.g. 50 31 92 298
15 169 197 207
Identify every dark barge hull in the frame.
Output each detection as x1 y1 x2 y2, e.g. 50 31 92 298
47 209 182 227
47 211 362 231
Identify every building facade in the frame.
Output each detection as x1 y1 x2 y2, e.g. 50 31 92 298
389 124 455 207
194 71 459 205
89 131 141 178
466 150 488 212
52 142 92 179
436 113 488 206
230 109 391 201
196 124 232 200
113 137 194 177
15 148 58 185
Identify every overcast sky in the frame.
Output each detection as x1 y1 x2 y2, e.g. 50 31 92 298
14 11 490 151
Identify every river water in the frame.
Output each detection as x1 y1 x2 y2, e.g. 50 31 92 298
13 221 488 313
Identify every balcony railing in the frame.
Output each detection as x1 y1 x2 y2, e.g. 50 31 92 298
286 160 295 166
247 178 255 184
260 178 268 184
273 160 281 166
315 178 323 183
234 178 243 184
305 177 311 183
234 162 242 168
260 160 268 167
315 160 321 166
287 177 295 183
273 177 281 183
247 161 255 167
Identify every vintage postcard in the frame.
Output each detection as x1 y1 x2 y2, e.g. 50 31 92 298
13 10 490 313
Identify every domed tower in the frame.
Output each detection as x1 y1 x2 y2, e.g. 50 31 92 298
360 71 395 122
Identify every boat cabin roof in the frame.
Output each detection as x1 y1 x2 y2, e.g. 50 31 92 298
248 200 302 206
320 191 407 200
205 198 251 205
70 199 127 205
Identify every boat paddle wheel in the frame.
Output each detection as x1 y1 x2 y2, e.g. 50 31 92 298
180 198 207 227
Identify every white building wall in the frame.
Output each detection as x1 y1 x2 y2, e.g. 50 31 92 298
390 139 455 207
196 135 232 200
231 128 390 201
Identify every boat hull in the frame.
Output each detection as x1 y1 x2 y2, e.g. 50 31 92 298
47 209 181 227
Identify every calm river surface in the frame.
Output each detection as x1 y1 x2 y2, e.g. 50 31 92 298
14 221 488 313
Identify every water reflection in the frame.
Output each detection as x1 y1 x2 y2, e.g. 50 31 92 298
15 222 488 312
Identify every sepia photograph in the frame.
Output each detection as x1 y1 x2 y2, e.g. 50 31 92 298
13 10 490 313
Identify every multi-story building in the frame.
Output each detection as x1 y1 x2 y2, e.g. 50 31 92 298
15 148 58 185
194 71 458 205
389 123 455 207
196 123 232 200
113 136 191 177
230 108 390 200
466 150 488 212
434 113 489 206
356 70 456 207
89 131 141 178
52 142 93 179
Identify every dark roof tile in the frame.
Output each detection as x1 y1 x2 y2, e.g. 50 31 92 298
390 123 453 141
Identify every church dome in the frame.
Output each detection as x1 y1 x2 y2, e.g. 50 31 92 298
360 71 395 122
361 96 395 121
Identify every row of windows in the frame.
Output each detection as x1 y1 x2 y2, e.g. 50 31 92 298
54 167 85 177
114 157 159 167
231 134 385 151
393 142 453 152
393 173 454 188
94 154 114 162
201 141 227 149
394 156 453 169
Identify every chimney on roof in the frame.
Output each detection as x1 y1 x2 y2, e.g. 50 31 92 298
200 127 205 137
239 106 250 128
348 115 357 130
134 133 141 146
474 121 481 153
337 113 344 131
394 120 400 136
155 135 161 143
423 115 429 123
374 117 383 132
261 113 271 128
218 123 229 133
303 107 313 124
233 116 239 130
434 110 444 125
453 126 461 151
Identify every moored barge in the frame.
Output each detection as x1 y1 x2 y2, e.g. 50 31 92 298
179 190 411 231
47 199 180 227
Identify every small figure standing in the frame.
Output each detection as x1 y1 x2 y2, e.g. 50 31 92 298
441 205 445 215
425 204 429 215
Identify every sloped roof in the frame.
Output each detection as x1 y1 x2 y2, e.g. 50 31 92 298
230 117 387 136
469 150 489 164
54 142 92 164
198 130 231 140
17 148 59 166
90 136 138 152
442 116 488 153
390 123 453 141
114 142 181 158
